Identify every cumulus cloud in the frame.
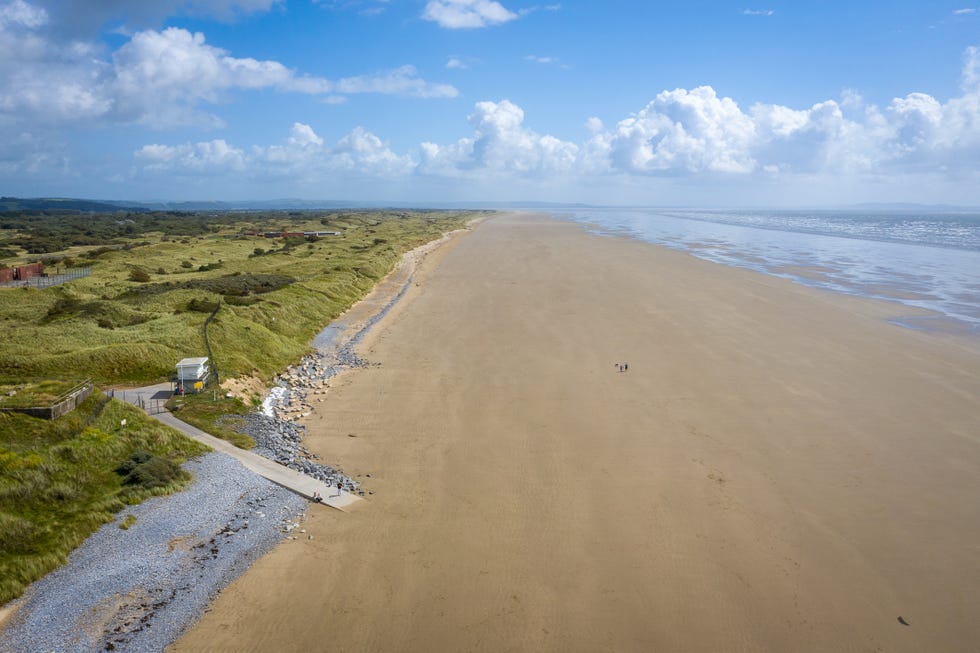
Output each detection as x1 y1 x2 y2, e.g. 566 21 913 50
422 0 518 29
0 5 457 128
137 123 412 179
418 100 578 176
287 122 324 148
135 139 246 173
446 57 467 69
605 86 757 174
129 46 980 188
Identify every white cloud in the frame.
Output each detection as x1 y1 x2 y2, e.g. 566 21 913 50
135 139 247 173
742 9 774 16
584 117 604 133
137 123 412 180
606 86 757 174
333 65 458 98
446 57 467 69
287 122 323 147
963 45 980 91
331 126 414 175
109 27 331 125
0 9 457 128
127 46 980 190
952 8 977 15
525 55 557 64
0 0 47 28
418 100 579 176
422 0 518 29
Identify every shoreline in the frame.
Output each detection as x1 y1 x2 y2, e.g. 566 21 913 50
0 221 481 652
173 212 980 652
557 210 980 340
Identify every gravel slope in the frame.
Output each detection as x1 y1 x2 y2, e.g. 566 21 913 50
0 453 307 653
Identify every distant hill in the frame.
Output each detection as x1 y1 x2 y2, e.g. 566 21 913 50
0 196 604 213
0 197 148 213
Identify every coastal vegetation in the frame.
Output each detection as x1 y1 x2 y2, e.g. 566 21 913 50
0 210 476 385
0 208 479 606
0 392 208 605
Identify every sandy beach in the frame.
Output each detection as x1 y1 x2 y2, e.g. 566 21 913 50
172 212 980 652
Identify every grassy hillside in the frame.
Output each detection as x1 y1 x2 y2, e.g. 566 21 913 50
0 211 476 385
0 392 209 605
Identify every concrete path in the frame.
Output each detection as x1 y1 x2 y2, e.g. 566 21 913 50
116 383 361 512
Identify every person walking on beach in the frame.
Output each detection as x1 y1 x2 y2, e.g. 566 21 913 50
336 481 343 497
624 363 628 372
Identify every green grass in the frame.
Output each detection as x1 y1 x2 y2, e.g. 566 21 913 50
0 211 477 385
0 380 84 409
167 392 255 449
0 391 209 605
0 210 480 606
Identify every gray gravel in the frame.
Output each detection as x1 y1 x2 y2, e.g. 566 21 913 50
217 413 359 493
0 262 414 652
0 453 307 653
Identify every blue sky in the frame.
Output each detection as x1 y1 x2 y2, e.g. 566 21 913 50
1 0 979 205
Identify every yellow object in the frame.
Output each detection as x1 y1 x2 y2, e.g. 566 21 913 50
194 381 203 391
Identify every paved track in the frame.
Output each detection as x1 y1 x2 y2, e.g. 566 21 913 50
117 383 360 512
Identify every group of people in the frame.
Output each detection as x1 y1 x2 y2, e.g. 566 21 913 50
311 482 344 503
615 362 629 372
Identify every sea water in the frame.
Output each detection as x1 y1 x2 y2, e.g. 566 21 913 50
560 208 980 335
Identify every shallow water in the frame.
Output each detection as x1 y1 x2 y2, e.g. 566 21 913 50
561 208 980 336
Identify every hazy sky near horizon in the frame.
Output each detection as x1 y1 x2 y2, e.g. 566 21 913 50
1 0 979 205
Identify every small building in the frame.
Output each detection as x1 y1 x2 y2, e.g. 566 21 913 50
14 263 43 281
175 357 209 394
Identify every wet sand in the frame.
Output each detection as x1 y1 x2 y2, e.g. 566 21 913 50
172 213 980 652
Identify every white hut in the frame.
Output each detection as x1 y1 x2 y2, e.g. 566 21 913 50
175 357 209 393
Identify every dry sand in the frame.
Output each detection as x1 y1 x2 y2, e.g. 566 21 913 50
172 213 980 652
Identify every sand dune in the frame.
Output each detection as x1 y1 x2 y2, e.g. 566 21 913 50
172 213 980 652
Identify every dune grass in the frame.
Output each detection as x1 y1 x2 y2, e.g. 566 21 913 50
0 380 83 409
0 211 476 385
0 210 477 606
167 392 256 449
0 392 209 605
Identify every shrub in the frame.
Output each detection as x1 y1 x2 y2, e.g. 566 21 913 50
97 317 114 329
128 267 150 282
45 297 81 320
181 261 192 269
187 298 219 313
116 450 185 490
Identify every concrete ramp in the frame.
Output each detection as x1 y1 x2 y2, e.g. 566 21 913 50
118 384 361 512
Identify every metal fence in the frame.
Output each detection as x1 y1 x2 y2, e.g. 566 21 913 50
0 267 92 289
0 379 94 419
